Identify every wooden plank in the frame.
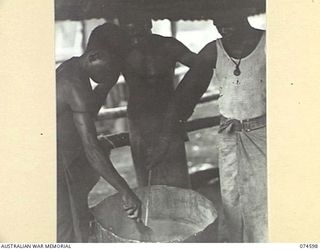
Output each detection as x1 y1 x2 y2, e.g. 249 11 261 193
98 115 221 149
97 91 220 120
55 0 265 21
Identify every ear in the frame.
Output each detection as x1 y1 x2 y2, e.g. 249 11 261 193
88 51 101 63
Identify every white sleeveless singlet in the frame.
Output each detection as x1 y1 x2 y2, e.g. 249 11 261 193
214 33 266 120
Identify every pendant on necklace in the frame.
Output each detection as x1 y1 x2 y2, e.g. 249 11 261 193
234 66 241 76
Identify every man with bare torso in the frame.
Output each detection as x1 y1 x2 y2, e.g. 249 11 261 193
199 12 267 242
118 14 211 188
56 24 141 242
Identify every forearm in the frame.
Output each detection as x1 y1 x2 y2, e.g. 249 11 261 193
158 61 213 140
92 84 113 114
84 142 132 195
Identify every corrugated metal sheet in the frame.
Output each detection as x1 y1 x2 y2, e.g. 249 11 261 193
55 0 265 21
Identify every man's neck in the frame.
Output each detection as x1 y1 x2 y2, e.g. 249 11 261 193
222 27 263 59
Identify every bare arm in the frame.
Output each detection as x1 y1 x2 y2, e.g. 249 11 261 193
92 72 120 114
174 41 217 121
166 37 198 67
73 112 141 217
73 112 129 193
163 40 216 128
146 40 216 170
198 41 217 69
67 80 141 218
91 83 114 114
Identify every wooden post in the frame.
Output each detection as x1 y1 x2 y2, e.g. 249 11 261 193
170 21 177 38
80 20 87 52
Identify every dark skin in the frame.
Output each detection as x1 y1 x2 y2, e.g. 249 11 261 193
120 20 212 172
198 15 266 243
56 49 141 219
199 14 264 69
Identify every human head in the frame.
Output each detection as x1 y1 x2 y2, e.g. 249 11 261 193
83 49 120 84
84 23 123 84
86 22 126 57
213 11 250 39
118 11 152 45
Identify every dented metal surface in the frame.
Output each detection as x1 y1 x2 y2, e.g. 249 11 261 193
92 185 218 242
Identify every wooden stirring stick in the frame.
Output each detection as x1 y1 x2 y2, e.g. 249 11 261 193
145 169 152 226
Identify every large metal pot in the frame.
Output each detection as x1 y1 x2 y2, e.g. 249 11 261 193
91 185 218 243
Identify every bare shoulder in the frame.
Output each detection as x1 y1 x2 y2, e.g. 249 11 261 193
56 71 83 94
151 35 185 49
56 58 85 89
57 59 91 97
56 58 79 83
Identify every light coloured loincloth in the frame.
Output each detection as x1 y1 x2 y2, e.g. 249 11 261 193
218 126 267 242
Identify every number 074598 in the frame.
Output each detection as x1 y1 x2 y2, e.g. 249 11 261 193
300 244 319 248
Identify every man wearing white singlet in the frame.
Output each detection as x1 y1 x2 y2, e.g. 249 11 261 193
199 12 267 242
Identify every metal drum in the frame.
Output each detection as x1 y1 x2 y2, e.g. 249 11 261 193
91 185 218 243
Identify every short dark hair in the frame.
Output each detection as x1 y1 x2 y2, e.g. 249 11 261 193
86 23 125 56
118 10 152 28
